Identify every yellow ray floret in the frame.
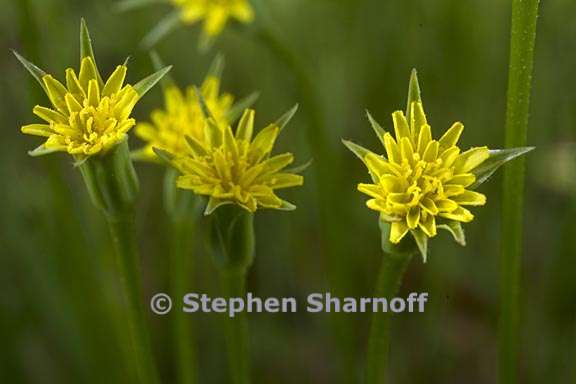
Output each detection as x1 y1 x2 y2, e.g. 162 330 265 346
350 101 489 245
169 109 303 213
134 76 233 161
21 57 139 157
172 0 254 38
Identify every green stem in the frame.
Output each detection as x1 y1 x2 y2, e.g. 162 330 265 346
499 0 540 383
165 170 198 384
209 206 255 384
107 215 159 384
220 270 251 384
366 251 413 384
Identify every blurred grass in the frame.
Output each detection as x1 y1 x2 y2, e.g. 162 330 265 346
1 0 575 383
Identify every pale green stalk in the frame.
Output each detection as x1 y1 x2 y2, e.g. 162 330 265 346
209 206 255 384
499 0 540 383
164 169 199 384
79 141 159 384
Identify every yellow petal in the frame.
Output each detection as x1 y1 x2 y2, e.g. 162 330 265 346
420 197 439 215
448 173 476 187
102 65 127 97
390 221 409 244
383 132 401 163
418 212 437 237
358 183 382 199
33 106 67 124
422 140 439 162
21 124 52 137
407 206 421 229
439 122 464 149
87 79 100 107
365 153 402 177
453 146 490 173
249 124 279 163
439 206 474 222
392 111 410 141
42 75 68 113
266 173 303 189
78 57 99 91
416 124 432 155
410 102 427 140
436 199 459 212
451 191 486 206
236 109 255 141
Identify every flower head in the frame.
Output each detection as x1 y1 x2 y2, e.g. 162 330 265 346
345 70 533 261
134 74 233 161
346 101 489 248
16 20 170 159
162 108 304 214
172 0 254 39
21 57 139 157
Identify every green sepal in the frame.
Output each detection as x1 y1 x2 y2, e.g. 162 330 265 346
27 144 60 157
133 65 173 99
194 86 215 120
141 10 181 49
12 50 48 94
284 159 313 174
437 220 466 246
366 109 387 147
379 219 418 258
208 204 255 273
405 68 422 120
77 140 140 218
471 147 535 188
342 139 373 165
277 200 297 211
163 168 202 221
79 18 104 88
225 92 260 123
152 147 175 165
275 104 299 131
207 53 225 79
410 230 428 262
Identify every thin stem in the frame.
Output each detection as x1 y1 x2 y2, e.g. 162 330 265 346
366 252 413 384
220 270 251 384
499 0 540 383
108 214 159 384
165 170 199 384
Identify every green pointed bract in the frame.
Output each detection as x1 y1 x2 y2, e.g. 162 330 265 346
342 139 371 164
194 86 216 120
285 159 313 174
208 53 225 80
438 221 466 246
80 18 104 88
225 92 260 123
471 147 535 188
275 104 299 131
13 50 48 93
149 51 175 90
141 10 181 49
205 198 233 216
405 68 422 120
133 65 173 99
410 230 428 262
366 110 387 147
152 147 175 164
28 144 61 157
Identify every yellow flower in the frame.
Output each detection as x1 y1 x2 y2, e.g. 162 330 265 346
134 75 233 161
164 108 304 214
21 57 139 157
345 101 490 247
172 0 254 38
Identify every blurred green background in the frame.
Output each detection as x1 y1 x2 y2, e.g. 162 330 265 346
1 0 575 383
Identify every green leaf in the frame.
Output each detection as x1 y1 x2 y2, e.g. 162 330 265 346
410 230 428 262
133 65 172 98
12 50 48 93
79 18 104 87
366 109 386 146
141 10 181 49
274 104 299 131
471 147 535 188
149 51 175 90
225 92 260 123
437 220 466 246
277 200 297 211
405 68 422 120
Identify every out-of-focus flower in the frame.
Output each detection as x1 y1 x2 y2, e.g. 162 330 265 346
158 107 304 214
134 75 233 161
173 0 254 39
